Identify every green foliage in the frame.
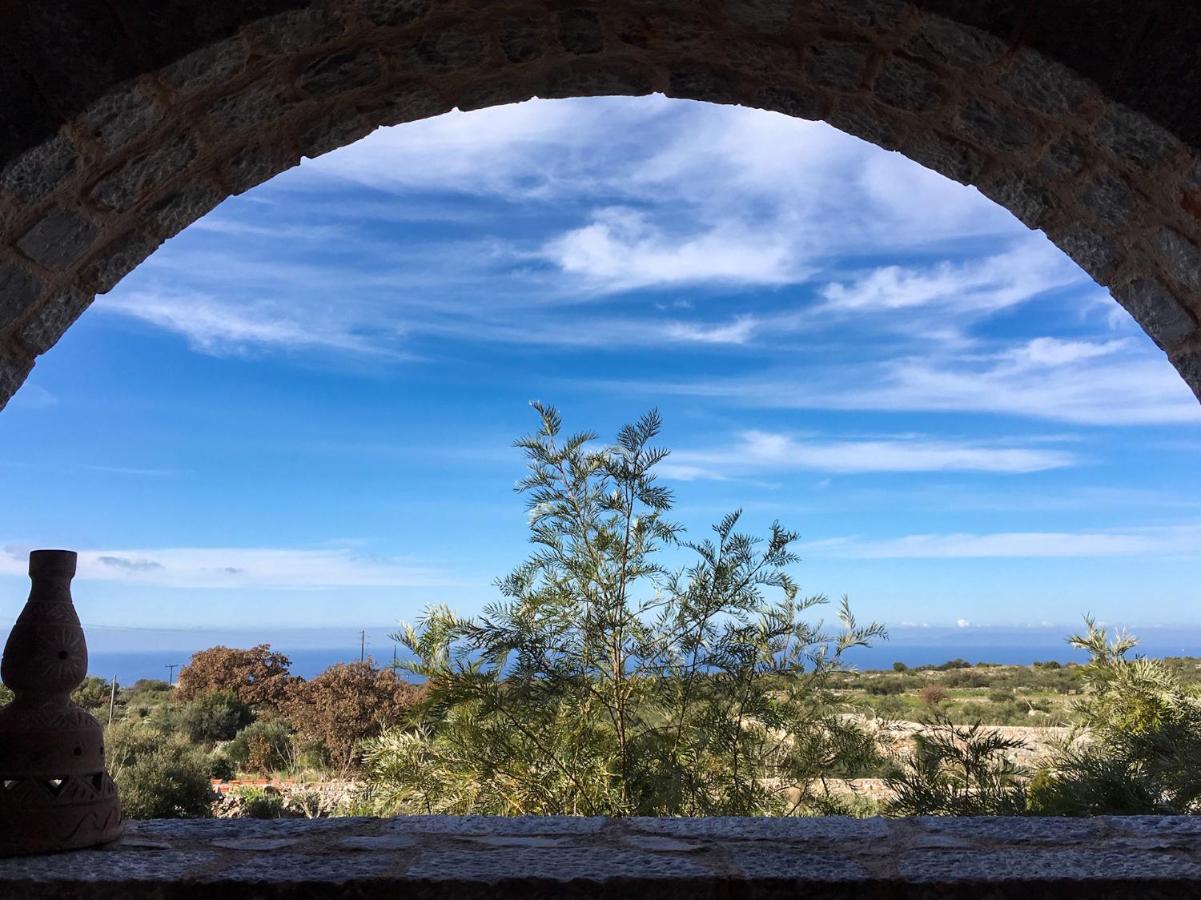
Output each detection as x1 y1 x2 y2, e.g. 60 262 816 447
177 691 253 744
886 716 1028 816
72 676 113 715
358 405 884 817
105 723 213 818
1028 618 1201 815
230 786 286 819
226 720 294 775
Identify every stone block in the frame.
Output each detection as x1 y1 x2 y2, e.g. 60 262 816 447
874 55 944 113
812 0 906 29
252 8 348 56
980 173 1052 228
1099 106 1180 170
90 135 197 213
455 78 537 113
299 106 374 159
357 0 433 28
904 131 984 185
628 815 890 842
0 259 43 329
956 98 1034 154
83 229 162 294
906 16 1005 69
501 16 547 64
729 847 871 881
160 39 251 95
1081 171 1135 229
541 61 655 98
1154 227 1201 294
912 816 1105 845
806 40 872 91
298 48 383 98
16 207 98 271
559 9 603 55
207 82 291 138
366 81 452 125
17 289 92 355
406 847 712 882
667 65 742 105
753 85 828 121
212 851 399 883
1039 134 1089 179
827 101 899 150
224 142 303 196
0 134 76 205
80 81 163 153
726 0 794 32
145 183 225 240
1002 51 1094 117
899 848 1201 883
0 353 33 411
408 31 485 72
383 815 607 836
1053 223 1121 281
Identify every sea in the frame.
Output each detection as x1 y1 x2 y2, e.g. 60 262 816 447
39 624 1201 685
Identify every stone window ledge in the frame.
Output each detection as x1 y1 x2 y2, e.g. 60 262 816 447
1 815 1199 897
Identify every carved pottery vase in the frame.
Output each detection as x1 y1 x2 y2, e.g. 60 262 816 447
0 550 122 855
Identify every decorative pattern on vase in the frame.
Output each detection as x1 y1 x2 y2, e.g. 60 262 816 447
0 550 123 856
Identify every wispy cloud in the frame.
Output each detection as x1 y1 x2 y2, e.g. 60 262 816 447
805 524 1201 559
607 337 1201 426
0 545 462 590
665 429 1077 478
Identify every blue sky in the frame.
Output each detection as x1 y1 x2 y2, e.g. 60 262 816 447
3 95 1201 638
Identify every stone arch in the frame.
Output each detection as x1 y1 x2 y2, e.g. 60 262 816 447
2 0 1201 409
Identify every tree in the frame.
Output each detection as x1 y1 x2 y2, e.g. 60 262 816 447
175 644 295 708
178 691 253 743
1028 618 1201 815
886 716 1028 815
357 405 884 816
281 662 423 770
226 720 295 775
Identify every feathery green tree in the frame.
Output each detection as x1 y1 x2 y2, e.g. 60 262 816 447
357 404 884 816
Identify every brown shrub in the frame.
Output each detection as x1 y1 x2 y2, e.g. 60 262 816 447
281 663 423 769
920 683 949 707
175 645 296 708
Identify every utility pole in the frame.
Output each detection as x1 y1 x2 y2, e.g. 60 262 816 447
360 630 366 663
166 663 180 685
107 676 117 726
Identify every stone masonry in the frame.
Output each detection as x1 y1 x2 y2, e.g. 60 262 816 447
2 815 1201 898
0 1 1200 407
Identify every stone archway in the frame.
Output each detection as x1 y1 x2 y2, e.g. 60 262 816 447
1 0 1200 410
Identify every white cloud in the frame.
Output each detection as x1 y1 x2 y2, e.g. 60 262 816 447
0 545 460 590
613 336 1201 426
956 618 971 628
805 524 1201 559
667 429 1077 477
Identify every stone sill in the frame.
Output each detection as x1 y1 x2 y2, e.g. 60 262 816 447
1 815 1200 898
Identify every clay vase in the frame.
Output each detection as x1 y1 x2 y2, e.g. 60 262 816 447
0 550 122 855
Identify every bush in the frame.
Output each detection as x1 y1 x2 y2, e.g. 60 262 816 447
886 717 1028 816
1028 619 1201 815
209 752 236 781
281 663 423 770
920 684 948 707
230 786 286 819
106 724 213 818
177 692 253 743
72 676 113 716
175 645 295 709
226 720 294 775
892 662 908 672
865 679 906 696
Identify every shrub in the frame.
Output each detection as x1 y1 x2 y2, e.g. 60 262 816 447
920 684 948 707
1028 619 1201 815
892 662 908 672
106 724 213 818
865 679 906 696
226 720 294 775
72 676 113 716
281 663 422 770
886 717 1028 816
177 691 253 743
175 645 295 709
230 786 286 819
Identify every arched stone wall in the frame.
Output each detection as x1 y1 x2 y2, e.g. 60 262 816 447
2 0 1201 409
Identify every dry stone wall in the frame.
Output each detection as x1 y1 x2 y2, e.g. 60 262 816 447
2 0 1201 408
